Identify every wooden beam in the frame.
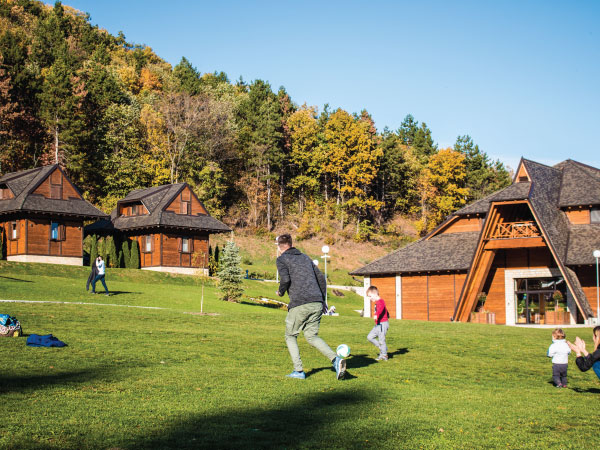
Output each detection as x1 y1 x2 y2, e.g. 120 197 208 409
456 249 496 322
484 237 546 249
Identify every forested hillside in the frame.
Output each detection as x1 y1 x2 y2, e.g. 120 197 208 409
0 0 511 239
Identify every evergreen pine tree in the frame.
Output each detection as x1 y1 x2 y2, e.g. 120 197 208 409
89 235 98 266
217 241 244 302
130 239 140 269
122 240 131 269
107 236 118 268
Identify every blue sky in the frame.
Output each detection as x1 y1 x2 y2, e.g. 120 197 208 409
65 0 600 171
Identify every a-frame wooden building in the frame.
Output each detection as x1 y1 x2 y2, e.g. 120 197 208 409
351 158 600 325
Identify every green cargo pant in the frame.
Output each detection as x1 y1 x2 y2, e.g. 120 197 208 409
285 301 337 372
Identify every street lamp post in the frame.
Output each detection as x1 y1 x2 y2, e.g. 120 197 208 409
594 249 600 325
321 245 330 305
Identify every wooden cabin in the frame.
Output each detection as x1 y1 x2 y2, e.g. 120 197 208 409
87 183 231 275
352 158 600 326
0 165 108 265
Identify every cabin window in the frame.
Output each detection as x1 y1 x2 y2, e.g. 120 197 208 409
0 186 10 199
50 173 63 199
10 221 18 240
591 206 600 224
50 222 65 241
145 235 152 253
181 201 191 215
179 237 193 254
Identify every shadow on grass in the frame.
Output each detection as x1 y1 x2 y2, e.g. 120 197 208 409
0 275 33 282
129 390 372 449
349 348 409 370
0 369 113 394
569 386 600 394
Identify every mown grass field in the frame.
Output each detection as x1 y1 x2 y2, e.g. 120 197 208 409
1 261 599 449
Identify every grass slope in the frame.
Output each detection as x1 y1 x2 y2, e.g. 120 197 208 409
0 262 599 449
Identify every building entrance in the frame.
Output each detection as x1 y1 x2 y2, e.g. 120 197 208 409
515 277 566 324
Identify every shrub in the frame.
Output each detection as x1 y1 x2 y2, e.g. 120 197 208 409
122 240 131 269
89 235 98 267
217 241 244 302
130 240 140 269
106 236 118 268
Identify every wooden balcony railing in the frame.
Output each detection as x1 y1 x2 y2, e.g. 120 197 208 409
489 221 540 239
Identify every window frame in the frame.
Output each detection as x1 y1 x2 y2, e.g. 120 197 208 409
144 235 153 253
591 206 600 224
50 221 65 241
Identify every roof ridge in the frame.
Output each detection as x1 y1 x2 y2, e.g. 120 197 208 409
522 158 561 173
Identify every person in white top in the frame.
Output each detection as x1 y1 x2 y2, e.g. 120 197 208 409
547 328 571 387
91 256 110 295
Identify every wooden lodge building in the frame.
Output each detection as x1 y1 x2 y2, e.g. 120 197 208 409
0 165 108 265
87 183 231 275
352 158 600 326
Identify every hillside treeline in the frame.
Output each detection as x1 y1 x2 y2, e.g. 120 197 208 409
0 1 511 238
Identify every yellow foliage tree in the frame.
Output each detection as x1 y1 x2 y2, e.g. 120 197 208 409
417 148 469 233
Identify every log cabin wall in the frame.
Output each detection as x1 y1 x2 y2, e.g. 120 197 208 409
32 168 80 200
165 187 208 215
134 232 209 268
440 217 483 234
401 272 466 321
119 203 149 216
2 218 82 257
369 276 396 319
573 266 598 310
564 209 590 224
1 220 27 255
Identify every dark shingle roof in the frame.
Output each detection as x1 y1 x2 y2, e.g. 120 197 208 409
0 165 107 219
566 224 600 265
453 182 532 216
350 231 479 276
89 183 231 233
558 160 600 207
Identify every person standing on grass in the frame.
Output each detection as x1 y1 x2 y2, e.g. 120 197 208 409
567 326 600 381
86 258 99 292
275 234 346 380
91 256 110 296
366 285 390 361
547 328 570 387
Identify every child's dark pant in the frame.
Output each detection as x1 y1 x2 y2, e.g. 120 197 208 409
552 363 568 386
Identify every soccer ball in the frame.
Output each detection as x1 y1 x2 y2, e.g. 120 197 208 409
336 344 350 358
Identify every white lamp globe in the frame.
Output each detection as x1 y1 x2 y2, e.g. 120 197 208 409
594 250 600 259
322 245 330 254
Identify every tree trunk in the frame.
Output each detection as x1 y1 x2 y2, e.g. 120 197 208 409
54 115 59 164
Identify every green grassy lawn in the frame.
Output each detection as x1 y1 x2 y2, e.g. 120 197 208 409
1 261 599 449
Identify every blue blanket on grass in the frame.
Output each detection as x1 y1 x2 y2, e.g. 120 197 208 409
26 334 67 347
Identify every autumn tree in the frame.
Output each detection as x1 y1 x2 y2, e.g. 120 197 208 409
418 148 469 233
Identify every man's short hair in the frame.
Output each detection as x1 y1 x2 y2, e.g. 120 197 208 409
277 234 293 247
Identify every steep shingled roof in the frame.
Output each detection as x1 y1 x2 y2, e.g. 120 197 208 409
0 165 107 219
557 160 600 207
88 183 231 233
350 231 479 276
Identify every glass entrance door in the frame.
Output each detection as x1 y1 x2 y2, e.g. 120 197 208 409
515 277 566 325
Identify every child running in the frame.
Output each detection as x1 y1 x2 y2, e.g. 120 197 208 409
366 285 390 361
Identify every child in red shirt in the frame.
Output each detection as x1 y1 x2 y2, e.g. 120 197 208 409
366 285 389 361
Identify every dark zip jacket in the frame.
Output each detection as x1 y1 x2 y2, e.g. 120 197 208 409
276 247 326 310
86 262 99 291
575 347 600 372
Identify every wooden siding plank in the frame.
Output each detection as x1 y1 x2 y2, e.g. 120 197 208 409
401 275 428 320
370 276 396 319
